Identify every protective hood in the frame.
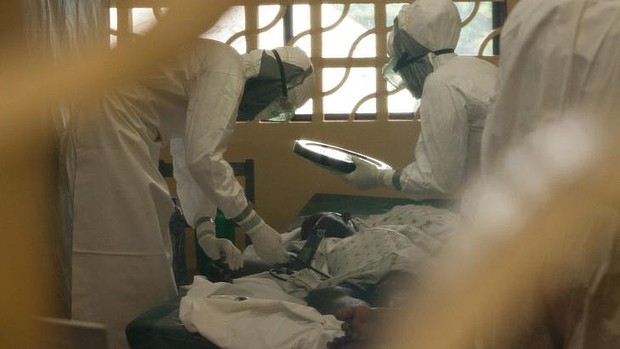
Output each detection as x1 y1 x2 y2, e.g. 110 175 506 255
238 47 314 121
243 46 313 79
385 0 460 98
385 17 435 98
397 0 461 52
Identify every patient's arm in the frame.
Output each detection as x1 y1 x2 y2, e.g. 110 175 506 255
335 305 378 342
306 286 393 349
327 305 394 349
325 271 413 349
305 286 369 315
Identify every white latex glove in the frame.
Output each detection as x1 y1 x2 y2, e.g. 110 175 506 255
196 220 243 270
237 209 289 264
341 157 395 190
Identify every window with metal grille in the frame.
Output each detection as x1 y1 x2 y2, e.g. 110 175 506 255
109 1 506 122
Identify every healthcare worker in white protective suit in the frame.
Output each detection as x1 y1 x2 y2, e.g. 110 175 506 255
338 0 497 200
67 39 314 349
462 0 620 347
480 0 620 173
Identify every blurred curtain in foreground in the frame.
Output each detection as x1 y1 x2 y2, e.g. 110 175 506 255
0 1 108 347
0 0 229 346
24 0 109 318
0 0 58 347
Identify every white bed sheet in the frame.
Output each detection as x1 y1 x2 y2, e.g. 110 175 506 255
179 274 343 349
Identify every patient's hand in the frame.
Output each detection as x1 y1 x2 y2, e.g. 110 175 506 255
202 259 234 283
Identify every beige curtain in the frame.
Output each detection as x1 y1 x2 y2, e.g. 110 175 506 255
24 0 109 317
0 2 229 347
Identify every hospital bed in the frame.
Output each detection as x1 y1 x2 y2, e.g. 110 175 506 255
126 193 455 349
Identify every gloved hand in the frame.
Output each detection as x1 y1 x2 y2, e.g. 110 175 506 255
237 209 289 264
196 220 243 270
341 157 395 190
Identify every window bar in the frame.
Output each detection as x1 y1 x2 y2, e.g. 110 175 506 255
283 5 293 44
116 4 133 47
492 0 507 55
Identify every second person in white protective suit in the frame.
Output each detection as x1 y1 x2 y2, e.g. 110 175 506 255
66 39 314 349
338 0 497 200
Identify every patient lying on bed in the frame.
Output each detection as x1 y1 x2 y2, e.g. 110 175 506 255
181 205 456 349
226 205 456 308
293 206 455 348
277 205 456 301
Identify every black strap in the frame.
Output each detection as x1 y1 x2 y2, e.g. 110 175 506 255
233 202 254 223
395 51 428 71
433 48 455 56
395 48 455 72
272 49 288 98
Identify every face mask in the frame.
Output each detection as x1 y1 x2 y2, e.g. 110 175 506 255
237 79 281 121
384 17 453 98
256 92 297 121
381 51 429 90
383 48 453 98
399 55 434 98
264 49 297 121
382 55 407 89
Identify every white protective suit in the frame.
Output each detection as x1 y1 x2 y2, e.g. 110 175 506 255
464 0 620 347
481 0 620 174
67 39 313 349
342 0 497 199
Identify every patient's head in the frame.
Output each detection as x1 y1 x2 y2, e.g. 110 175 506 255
301 212 357 240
